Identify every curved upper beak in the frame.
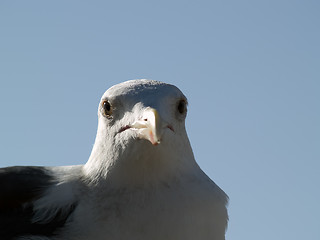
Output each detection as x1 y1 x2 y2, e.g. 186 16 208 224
131 107 164 145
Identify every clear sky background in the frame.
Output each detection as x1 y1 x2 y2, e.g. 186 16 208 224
0 1 319 239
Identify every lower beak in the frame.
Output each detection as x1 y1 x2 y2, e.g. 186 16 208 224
131 107 163 145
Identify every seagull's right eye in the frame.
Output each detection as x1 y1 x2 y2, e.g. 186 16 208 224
102 100 112 118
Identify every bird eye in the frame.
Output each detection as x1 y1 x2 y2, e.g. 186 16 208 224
177 99 187 114
102 100 112 117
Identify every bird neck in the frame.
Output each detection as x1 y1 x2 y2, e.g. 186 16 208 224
83 133 200 188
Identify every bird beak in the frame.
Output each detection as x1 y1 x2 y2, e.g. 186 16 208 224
131 107 163 145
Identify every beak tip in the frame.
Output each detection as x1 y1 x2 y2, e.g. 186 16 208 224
149 131 161 146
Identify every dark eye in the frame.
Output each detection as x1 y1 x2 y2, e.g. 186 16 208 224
102 100 112 117
177 99 187 114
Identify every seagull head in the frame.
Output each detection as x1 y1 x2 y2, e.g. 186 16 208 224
103 80 187 144
85 80 197 184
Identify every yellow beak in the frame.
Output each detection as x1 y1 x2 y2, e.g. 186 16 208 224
131 107 163 145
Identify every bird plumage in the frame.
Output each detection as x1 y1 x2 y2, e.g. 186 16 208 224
0 79 228 240
0 166 78 239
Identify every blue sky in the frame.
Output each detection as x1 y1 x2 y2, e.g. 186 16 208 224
0 1 319 239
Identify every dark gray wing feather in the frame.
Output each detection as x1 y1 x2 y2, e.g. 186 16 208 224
0 166 77 239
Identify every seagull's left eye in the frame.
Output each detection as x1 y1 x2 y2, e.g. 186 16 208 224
177 99 187 114
102 100 112 118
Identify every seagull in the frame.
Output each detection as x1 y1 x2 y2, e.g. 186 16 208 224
0 79 228 240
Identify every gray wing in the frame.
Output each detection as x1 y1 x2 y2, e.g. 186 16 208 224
0 166 77 239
